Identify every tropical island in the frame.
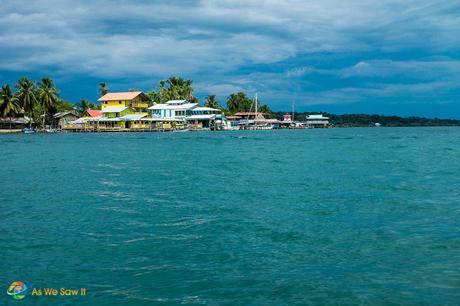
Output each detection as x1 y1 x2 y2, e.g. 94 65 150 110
1 76 459 132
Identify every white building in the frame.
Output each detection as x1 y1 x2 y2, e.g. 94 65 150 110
306 114 330 128
185 106 227 129
148 100 198 119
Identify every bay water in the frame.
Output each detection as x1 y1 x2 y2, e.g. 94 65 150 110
1 127 459 305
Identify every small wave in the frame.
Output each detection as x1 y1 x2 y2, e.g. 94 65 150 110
98 180 121 187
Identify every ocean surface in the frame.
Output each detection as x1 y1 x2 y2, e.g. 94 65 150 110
1 127 459 305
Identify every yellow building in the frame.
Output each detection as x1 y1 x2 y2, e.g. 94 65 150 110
95 91 151 129
98 91 150 113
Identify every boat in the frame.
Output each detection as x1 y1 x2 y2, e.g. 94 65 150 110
22 128 37 134
238 93 276 130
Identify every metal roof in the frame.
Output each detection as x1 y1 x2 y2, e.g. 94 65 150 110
193 106 221 112
101 106 128 113
307 114 329 120
166 100 188 105
85 110 103 117
119 114 147 121
53 111 78 118
148 103 198 110
98 91 148 101
185 114 217 120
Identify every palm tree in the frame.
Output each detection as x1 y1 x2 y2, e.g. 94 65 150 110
37 77 59 128
258 104 274 118
0 84 20 129
226 92 252 114
204 95 220 109
226 93 239 114
15 77 37 128
150 77 196 104
99 82 108 96
76 100 91 115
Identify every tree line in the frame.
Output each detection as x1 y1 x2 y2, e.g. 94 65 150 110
3 76 457 128
0 77 73 128
274 112 460 127
0 76 274 128
147 76 274 117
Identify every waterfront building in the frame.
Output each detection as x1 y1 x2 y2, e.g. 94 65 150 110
83 110 102 118
0 116 30 129
279 113 293 128
52 111 79 129
233 112 264 120
148 100 198 129
65 109 101 130
234 112 278 129
97 106 134 129
185 106 226 129
87 91 151 129
148 100 197 119
283 113 292 122
98 91 150 113
306 114 330 128
226 115 241 121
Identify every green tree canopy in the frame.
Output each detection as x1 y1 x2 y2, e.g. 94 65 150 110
75 99 98 115
148 76 195 104
204 95 221 109
15 77 37 127
99 82 108 96
258 104 274 118
226 92 252 114
0 84 21 128
38 78 59 109
54 99 76 112
37 77 60 127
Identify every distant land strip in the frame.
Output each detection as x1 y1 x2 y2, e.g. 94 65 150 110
275 112 460 127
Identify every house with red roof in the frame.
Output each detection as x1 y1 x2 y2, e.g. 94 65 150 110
83 110 103 118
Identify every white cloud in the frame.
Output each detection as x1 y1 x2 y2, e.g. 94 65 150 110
0 0 459 112
340 59 460 80
1 0 459 76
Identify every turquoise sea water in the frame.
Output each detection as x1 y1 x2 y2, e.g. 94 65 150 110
1 127 459 305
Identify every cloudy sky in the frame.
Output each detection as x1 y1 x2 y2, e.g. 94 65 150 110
1 0 459 117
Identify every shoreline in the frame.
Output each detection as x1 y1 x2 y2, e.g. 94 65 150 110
1 125 459 134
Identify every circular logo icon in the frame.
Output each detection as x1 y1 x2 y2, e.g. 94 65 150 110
7 281 29 300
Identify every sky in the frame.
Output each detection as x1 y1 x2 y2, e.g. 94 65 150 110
1 0 460 118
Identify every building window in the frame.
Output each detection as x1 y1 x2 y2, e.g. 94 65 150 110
119 101 122 104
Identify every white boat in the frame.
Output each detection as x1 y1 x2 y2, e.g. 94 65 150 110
22 128 37 134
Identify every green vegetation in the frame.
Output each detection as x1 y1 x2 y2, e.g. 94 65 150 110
75 100 99 116
147 77 273 115
15 77 37 128
204 95 221 109
98 82 108 96
274 112 460 127
2 75 459 128
37 77 59 127
148 76 195 104
225 92 273 117
0 84 20 129
0 77 75 128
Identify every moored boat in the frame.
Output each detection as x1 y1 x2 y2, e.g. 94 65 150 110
22 128 37 134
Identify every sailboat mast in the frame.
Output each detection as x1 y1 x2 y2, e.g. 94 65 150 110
292 100 295 121
255 92 258 121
